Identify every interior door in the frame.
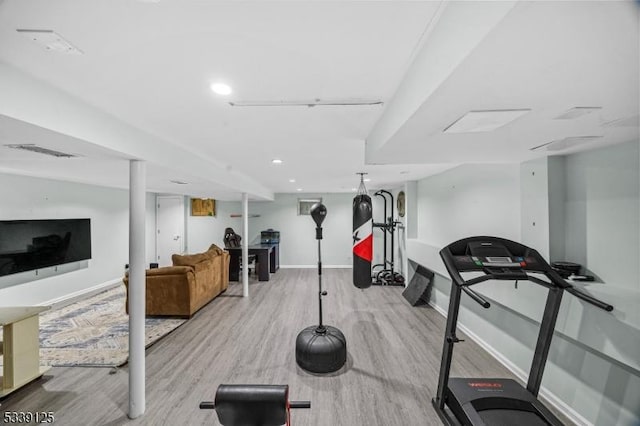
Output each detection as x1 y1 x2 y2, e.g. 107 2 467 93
156 196 185 266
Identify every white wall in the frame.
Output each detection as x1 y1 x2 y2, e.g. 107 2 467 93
405 146 640 426
416 163 521 245
185 199 242 254
0 173 156 306
248 193 354 267
186 193 358 267
563 141 639 289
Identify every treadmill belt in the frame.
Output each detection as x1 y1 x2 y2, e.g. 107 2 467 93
479 409 551 426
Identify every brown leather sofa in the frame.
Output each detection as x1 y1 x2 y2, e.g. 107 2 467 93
124 244 230 318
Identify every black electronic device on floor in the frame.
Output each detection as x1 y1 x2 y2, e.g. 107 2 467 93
433 236 613 426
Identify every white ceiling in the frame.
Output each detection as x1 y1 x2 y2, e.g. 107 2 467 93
0 1 638 200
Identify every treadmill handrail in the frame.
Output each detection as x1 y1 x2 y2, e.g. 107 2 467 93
462 287 490 308
566 286 614 312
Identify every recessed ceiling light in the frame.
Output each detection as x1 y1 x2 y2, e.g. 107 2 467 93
400 171 409 175
444 109 530 133
363 178 371 182
554 107 601 120
210 82 232 96
296 188 303 192
289 179 296 183
272 159 283 165
351 188 357 191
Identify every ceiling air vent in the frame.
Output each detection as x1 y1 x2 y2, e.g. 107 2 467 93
17 29 83 55
443 109 530 133
229 98 383 107
4 144 77 158
603 115 639 128
170 180 188 185
554 107 601 120
530 136 603 152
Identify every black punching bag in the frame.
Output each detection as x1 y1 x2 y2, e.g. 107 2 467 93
353 174 372 289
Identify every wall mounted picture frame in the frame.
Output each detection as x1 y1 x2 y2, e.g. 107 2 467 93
191 198 215 216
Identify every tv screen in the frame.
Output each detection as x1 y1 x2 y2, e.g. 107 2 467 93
0 219 91 277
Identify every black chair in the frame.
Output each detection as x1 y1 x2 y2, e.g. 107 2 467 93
223 228 258 275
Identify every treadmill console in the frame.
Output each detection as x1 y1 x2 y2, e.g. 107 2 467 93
448 240 542 276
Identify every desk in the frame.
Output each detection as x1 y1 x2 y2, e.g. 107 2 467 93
227 244 279 282
0 306 50 397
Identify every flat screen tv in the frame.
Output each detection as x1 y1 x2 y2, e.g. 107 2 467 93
0 219 91 277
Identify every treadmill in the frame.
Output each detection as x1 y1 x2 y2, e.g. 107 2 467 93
432 236 613 426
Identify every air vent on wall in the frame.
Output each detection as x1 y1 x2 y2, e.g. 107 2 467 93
4 144 77 158
229 99 383 107
530 136 603 152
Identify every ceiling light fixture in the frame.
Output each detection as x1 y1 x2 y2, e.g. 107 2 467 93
289 179 296 183
554 107 601 120
17 29 83 55
296 188 303 192
272 159 283 165
363 178 371 182
444 109 531 133
210 83 232 96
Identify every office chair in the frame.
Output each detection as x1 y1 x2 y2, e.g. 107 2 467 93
223 228 258 275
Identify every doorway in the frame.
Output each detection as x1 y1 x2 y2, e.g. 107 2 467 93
156 196 185 266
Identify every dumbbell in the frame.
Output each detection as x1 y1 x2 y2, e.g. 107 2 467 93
200 384 310 426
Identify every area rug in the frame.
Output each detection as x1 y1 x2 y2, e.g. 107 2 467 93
0 285 186 367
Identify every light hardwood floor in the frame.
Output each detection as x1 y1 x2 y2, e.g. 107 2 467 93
0 269 564 425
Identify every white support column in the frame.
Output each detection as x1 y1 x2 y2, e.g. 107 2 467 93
128 160 146 419
242 192 249 297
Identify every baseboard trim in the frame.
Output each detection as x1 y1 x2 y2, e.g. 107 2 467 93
38 278 123 310
429 300 592 426
279 265 351 269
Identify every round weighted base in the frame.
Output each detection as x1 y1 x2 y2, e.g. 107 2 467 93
295 325 347 374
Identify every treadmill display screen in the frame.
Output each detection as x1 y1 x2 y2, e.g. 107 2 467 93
470 255 525 268
486 257 512 263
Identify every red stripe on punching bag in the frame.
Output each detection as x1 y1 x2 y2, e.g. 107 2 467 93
353 233 372 261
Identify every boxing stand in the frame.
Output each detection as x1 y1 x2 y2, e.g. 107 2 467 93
295 203 347 374
200 384 310 426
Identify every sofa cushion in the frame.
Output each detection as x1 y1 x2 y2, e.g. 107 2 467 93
172 252 209 267
146 265 193 276
207 244 226 255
